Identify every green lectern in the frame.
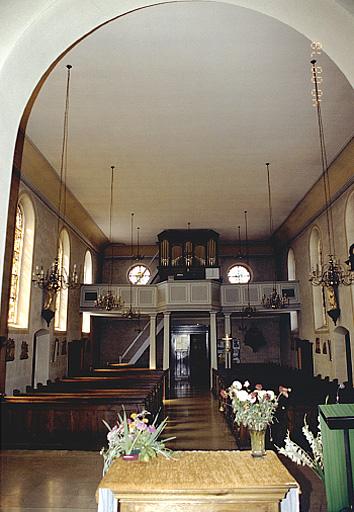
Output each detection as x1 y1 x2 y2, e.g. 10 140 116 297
319 404 354 512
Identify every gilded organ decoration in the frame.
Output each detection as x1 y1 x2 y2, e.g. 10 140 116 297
157 229 219 282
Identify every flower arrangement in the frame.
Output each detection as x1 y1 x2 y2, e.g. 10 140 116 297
100 409 175 474
222 380 291 431
277 415 324 481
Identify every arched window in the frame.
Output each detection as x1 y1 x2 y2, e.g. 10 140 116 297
54 229 70 332
309 227 326 330
128 264 151 285
345 190 354 311
82 250 93 334
287 248 298 332
8 195 35 328
227 264 251 284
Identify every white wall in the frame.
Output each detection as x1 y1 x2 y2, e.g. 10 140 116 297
291 184 354 382
5 181 99 394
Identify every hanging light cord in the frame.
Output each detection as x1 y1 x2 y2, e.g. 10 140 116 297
57 64 72 247
109 165 115 288
244 210 251 305
311 59 335 257
266 163 278 287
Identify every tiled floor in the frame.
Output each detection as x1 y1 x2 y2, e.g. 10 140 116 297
0 386 327 511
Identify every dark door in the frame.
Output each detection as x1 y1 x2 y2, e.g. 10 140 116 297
296 339 314 377
190 333 209 386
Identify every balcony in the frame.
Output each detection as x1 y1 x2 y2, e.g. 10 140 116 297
80 280 300 315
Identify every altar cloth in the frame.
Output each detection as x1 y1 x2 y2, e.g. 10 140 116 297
97 450 300 512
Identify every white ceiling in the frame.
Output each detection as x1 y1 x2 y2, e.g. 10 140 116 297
26 2 354 245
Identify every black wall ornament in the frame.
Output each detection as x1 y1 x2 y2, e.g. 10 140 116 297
244 325 266 352
345 243 354 271
20 341 29 359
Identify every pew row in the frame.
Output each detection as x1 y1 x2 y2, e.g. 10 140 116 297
1 369 167 450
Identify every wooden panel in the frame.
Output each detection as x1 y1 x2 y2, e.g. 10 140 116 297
97 450 298 511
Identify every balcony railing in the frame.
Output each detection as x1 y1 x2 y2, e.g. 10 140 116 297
80 280 300 315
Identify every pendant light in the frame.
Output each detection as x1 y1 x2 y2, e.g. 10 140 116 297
261 163 289 309
95 166 124 311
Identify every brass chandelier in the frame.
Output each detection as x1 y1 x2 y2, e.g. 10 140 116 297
261 163 289 309
95 166 124 311
308 58 353 288
32 65 79 295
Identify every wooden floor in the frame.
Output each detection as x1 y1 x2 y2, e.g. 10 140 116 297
0 385 327 511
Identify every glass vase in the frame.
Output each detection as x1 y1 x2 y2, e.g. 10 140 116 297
249 428 266 457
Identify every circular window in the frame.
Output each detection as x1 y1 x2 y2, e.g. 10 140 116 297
128 264 151 285
227 264 251 284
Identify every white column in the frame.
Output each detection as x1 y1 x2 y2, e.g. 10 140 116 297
210 312 217 370
163 312 171 371
149 314 157 370
224 313 231 338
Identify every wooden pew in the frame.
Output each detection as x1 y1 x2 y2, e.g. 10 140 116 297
1 369 167 450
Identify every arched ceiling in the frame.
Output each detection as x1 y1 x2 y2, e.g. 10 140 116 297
26 1 354 245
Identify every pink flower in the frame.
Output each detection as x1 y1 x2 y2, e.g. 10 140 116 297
279 385 291 398
220 389 228 399
135 421 147 431
255 383 263 390
147 425 157 433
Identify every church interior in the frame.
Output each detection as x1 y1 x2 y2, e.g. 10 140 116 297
0 2 353 511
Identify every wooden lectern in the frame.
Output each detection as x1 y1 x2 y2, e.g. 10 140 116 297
319 404 354 512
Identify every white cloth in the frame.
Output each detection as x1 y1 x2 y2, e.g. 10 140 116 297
98 486 300 512
97 488 117 512
280 487 300 512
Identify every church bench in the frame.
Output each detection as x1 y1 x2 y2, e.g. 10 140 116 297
0 390 162 449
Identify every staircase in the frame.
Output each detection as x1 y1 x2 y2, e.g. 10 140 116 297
121 318 164 364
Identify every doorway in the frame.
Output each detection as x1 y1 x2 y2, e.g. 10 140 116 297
334 326 353 387
171 325 209 392
31 329 50 388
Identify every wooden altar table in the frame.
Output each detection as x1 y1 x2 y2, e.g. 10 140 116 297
96 450 299 512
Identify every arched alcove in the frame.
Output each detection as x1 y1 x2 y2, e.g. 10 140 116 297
31 328 51 388
333 325 353 387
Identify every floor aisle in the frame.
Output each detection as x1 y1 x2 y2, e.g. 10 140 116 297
0 387 327 511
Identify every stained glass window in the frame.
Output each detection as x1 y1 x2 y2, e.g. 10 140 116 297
8 205 24 324
227 264 251 284
128 265 151 285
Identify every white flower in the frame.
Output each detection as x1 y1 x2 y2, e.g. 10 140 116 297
231 380 242 390
243 380 250 388
266 390 275 400
257 390 267 399
236 390 249 402
247 394 257 404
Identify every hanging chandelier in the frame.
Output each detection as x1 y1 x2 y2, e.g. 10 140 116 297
122 212 140 319
242 210 257 317
32 64 79 293
261 163 289 309
308 58 353 288
95 166 124 311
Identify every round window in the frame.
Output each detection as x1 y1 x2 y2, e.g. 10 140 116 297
227 264 251 284
128 264 151 285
